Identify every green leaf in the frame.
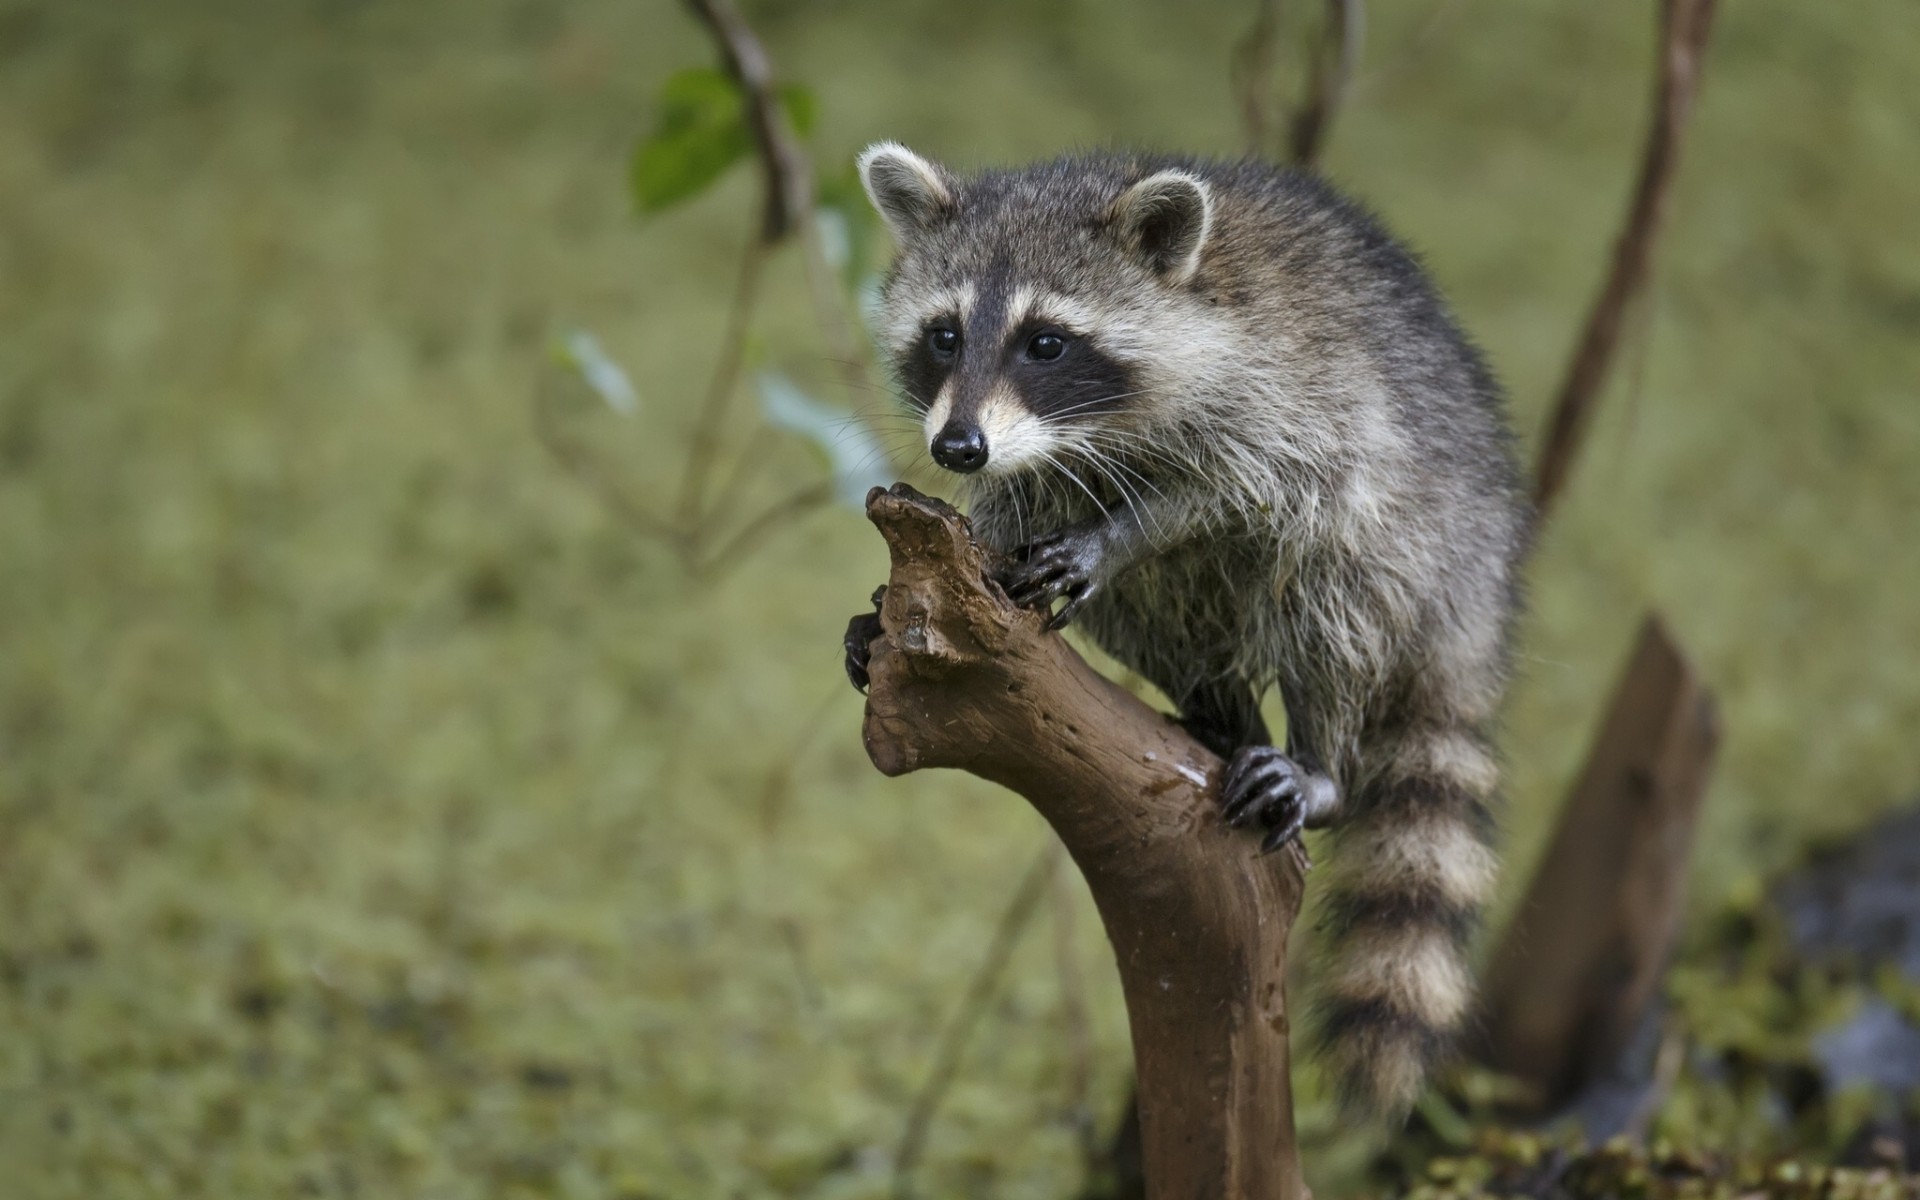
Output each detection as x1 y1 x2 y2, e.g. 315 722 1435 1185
632 67 751 215
777 84 817 136
553 328 639 415
757 372 892 509
631 71 820 217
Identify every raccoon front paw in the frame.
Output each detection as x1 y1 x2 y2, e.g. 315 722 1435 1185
1220 747 1339 855
843 585 886 693
998 529 1106 630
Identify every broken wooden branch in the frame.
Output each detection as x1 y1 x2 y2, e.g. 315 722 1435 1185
1475 614 1720 1113
853 483 1310 1199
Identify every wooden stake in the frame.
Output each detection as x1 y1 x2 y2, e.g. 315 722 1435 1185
1476 614 1720 1110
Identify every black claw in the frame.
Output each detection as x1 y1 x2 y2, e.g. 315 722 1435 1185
1240 765 1299 805
1224 783 1295 828
843 603 884 695
1222 747 1263 796
1219 746 1312 851
1048 583 1096 630
999 528 1108 620
1260 818 1305 855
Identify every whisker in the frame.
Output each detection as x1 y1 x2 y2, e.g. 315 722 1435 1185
1042 451 1106 516
1035 390 1155 422
1077 445 1163 542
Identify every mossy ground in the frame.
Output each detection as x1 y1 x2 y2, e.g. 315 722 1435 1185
2 1 1917 1196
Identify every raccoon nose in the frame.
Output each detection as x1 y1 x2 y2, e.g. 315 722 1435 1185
931 422 989 474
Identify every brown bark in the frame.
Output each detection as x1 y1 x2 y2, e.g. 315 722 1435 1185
855 484 1310 1200
1475 614 1720 1110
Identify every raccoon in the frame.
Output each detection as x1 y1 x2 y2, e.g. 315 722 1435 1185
841 144 1530 1117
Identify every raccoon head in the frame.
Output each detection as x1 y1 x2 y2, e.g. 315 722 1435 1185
857 143 1222 479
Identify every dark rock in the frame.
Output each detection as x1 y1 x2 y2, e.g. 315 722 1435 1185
1773 805 1920 980
1813 999 1920 1094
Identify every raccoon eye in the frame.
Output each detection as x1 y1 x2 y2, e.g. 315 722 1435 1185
1026 331 1068 362
926 327 960 357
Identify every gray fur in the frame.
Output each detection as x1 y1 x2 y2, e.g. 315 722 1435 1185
862 145 1531 1117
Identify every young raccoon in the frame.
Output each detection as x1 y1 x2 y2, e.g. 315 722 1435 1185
841 144 1530 1117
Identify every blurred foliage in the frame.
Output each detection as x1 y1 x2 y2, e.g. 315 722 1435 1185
631 66 815 216
1 0 1918 1197
1410 1131 1919 1200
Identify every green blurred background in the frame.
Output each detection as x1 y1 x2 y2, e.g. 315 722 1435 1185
3 0 1917 1195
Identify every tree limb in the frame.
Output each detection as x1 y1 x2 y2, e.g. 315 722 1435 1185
855 484 1310 1199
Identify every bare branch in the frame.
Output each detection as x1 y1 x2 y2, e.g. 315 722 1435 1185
1231 0 1364 168
682 0 811 243
678 0 884 536
1290 0 1364 167
532 371 690 558
1532 0 1719 519
1230 0 1288 157
677 237 769 534
892 841 1060 1198
691 479 834 581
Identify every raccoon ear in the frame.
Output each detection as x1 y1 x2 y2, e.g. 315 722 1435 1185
1111 170 1213 285
858 142 955 242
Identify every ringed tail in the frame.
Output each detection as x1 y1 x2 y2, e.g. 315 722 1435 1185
1313 722 1500 1117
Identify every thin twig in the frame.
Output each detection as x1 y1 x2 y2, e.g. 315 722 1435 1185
682 0 811 242
1051 854 1098 1167
691 479 835 582
533 370 690 558
757 681 849 836
799 201 878 406
677 237 770 535
1229 0 1364 168
1290 0 1365 167
1623 1017 1688 1142
1230 0 1287 157
893 841 1061 1198
680 0 886 541
700 422 782 540
1532 0 1719 520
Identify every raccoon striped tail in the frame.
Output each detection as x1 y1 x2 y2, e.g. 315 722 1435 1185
1312 724 1501 1118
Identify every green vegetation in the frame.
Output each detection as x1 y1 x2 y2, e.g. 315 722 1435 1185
1410 1133 1918 1200
2 0 1917 1196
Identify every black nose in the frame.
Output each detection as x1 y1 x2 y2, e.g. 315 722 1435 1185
931 422 989 474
